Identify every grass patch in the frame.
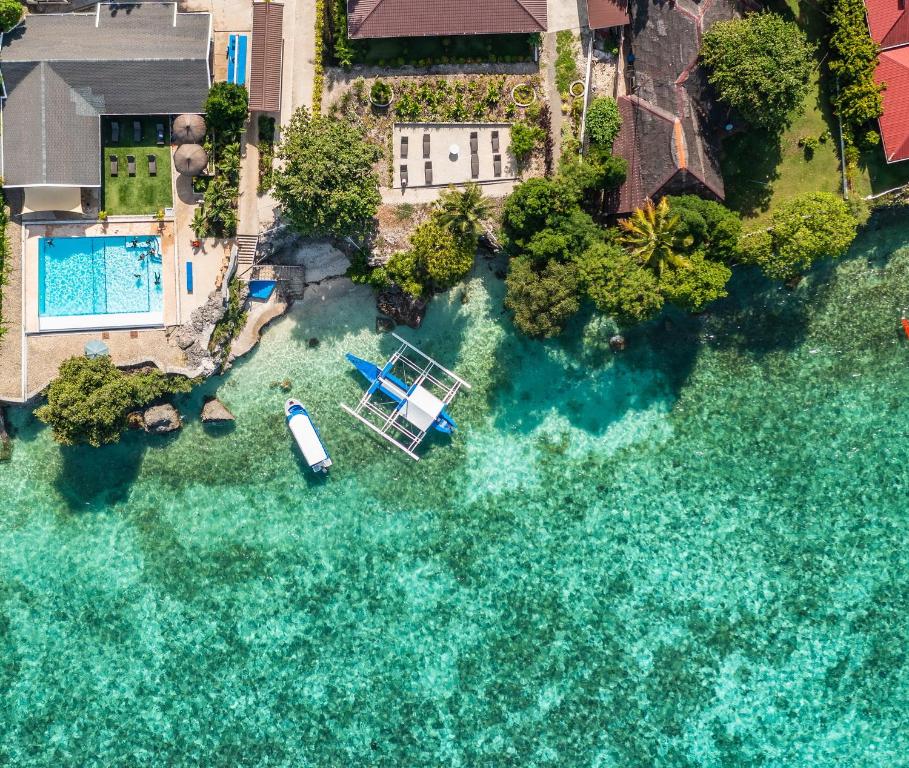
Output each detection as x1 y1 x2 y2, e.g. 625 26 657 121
102 117 174 216
555 30 578 97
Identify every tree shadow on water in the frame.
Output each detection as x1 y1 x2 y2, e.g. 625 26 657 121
53 433 149 513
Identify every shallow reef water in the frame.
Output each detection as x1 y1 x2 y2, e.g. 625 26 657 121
1 219 909 766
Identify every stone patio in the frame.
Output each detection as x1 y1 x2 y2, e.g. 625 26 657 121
392 123 517 190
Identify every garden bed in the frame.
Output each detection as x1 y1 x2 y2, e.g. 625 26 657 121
326 73 548 185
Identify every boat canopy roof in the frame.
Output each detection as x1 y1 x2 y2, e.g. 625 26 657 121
400 385 446 432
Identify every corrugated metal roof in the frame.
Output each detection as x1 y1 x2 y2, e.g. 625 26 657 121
347 0 546 39
587 0 629 29
0 3 211 187
249 1 284 113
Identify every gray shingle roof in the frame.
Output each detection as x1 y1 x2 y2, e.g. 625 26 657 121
0 3 210 187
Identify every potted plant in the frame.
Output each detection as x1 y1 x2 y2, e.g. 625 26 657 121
370 79 394 108
569 80 585 98
98 210 108 226
511 83 536 108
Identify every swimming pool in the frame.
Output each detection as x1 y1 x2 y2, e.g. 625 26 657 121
38 235 164 331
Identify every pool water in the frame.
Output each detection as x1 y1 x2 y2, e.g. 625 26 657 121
38 235 163 317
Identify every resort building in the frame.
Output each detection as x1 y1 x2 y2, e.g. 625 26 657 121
346 0 547 39
865 0 909 162
608 0 738 214
0 2 211 206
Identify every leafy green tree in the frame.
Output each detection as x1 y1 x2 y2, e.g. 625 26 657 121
561 152 627 195
385 249 426 298
433 183 491 245
524 210 603 265
412 220 474 289
502 176 583 251
619 198 689 274
504 257 581 338
701 13 814 131
510 121 546 162
744 192 858 280
828 0 883 130
204 82 249 135
578 242 664 323
585 97 622 149
273 108 381 238
0 0 22 32
667 195 742 263
35 357 191 447
659 252 731 311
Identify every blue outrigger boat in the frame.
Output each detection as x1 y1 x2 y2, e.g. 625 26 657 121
346 353 456 434
284 399 332 473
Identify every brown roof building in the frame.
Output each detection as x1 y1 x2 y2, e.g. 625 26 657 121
608 0 739 214
347 0 547 39
249 1 284 113
587 0 630 30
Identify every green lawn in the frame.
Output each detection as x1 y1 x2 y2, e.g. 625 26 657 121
720 0 909 226
101 117 174 216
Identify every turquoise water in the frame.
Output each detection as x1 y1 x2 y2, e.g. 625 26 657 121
39 235 163 317
3 218 909 765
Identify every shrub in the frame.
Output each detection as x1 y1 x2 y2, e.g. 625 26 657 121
555 30 579 96
35 356 191 447
0 0 22 32
204 82 249 136
585 97 622 148
332 0 357 67
510 121 545 162
701 13 814 132
371 80 393 105
828 0 883 131
801 135 819 159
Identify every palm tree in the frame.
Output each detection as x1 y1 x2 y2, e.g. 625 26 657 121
619 197 690 274
434 183 491 243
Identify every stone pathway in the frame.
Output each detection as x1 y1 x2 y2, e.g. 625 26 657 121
281 0 316 122
542 32 564 169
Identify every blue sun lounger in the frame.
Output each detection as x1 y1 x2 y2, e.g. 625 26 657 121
186 261 194 294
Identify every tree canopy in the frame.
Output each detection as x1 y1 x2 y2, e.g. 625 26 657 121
0 0 22 32
666 195 742 264
204 82 249 135
434 183 491 245
35 357 191 447
578 243 664 323
658 251 731 312
504 257 582 338
619 197 689 274
744 192 858 280
273 108 381 238
701 13 814 131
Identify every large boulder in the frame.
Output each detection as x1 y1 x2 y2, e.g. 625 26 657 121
143 404 182 433
377 286 427 329
201 397 235 423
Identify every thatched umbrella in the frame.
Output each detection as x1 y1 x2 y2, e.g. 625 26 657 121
173 143 209 176
172 113 207 144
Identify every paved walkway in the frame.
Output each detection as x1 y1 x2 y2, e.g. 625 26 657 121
280 0 316 122
542 32 564 169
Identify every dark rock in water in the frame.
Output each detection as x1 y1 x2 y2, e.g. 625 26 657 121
308 337 320 348
375 316 396 333
377 287 427 329
201 397 235 423
126 411 145 431
0 407 11 462
609 334 627 352
785 274 804 290
143 404 181 433
280 379 292 392
494 269 507 280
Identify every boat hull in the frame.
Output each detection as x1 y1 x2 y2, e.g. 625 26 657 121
284 399 332 473
345 353 456 433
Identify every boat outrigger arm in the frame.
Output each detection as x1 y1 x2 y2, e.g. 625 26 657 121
340 333 471 461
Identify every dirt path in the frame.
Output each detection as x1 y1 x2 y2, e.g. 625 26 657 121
542 32 563 169
0 198 24 403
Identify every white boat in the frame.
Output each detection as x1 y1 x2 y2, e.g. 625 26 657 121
284 399 332 473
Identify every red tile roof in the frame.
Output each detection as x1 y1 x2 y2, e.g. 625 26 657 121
866 0 909 47
876 46 909 161
249 1 283 112
587 0 629 29
347 0 546 39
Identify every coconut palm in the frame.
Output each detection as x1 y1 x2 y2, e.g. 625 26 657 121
619 197 690 274
434 183 492 244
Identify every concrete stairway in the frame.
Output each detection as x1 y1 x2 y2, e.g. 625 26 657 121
235 235 259 278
